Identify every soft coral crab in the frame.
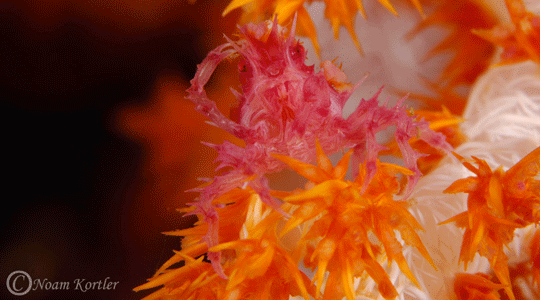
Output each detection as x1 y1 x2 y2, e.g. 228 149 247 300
186 16 451 276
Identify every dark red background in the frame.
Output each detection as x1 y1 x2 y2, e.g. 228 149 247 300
1 1 239 299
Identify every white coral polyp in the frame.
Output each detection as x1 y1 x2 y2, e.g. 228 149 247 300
463 61 540 144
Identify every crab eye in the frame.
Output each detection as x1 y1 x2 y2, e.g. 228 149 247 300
290 43 305 62
238 60 249 73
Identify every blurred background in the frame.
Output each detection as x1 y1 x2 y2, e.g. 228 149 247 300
1 0 241 299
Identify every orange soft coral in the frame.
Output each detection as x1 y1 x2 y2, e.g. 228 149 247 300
223 0 424 56
135 236 315 300
143 186 257 280
407 0 498 89
134 253 223 300
531 230 540 287
454 272 506 300
272 141 435 300
135 187 317 300
440 146 540 300
406 0 498 115
208 237 315 300
473 0 540 66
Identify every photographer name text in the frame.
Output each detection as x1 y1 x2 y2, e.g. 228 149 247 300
6 271 119 296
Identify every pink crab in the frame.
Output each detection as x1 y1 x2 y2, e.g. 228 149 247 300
186 16 451 277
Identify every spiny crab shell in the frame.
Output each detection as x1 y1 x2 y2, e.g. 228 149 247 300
185 16 451 277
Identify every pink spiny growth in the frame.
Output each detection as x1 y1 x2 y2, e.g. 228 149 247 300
344 89 454 197
186 16 452 276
